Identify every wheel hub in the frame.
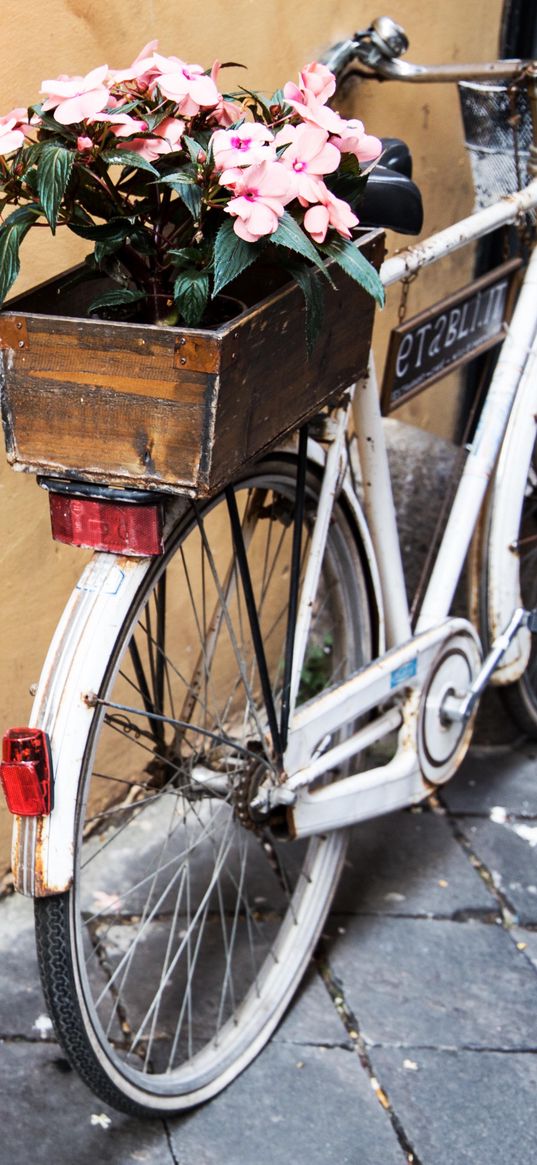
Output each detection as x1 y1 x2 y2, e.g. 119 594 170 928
417 629 482 785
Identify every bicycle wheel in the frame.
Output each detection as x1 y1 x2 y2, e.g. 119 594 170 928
35 453 374 1117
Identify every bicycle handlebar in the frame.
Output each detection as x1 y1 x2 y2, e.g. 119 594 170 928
323 15 533 83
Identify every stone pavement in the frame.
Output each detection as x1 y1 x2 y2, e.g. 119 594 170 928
0 701 536 1165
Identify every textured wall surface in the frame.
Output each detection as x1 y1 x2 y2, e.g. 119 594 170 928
0 0 503 869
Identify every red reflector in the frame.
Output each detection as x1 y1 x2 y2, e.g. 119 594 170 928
49 494 163 556
1 728 53 816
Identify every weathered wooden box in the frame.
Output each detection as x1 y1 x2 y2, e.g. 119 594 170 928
0 230 383 497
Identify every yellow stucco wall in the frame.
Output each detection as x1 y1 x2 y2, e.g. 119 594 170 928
0 0 503 872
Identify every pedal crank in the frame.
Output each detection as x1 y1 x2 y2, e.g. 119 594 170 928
441 607 536 726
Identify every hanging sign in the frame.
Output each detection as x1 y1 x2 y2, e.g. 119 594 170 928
381 258 521 414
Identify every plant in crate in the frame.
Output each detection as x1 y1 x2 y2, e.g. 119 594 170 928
0 44 384 343
0 46 385 497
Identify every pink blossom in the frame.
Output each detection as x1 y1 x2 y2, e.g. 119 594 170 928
115 116 185 161
303 184 359 243
109 41 159 85
152 116 185 150
95 111 149 137
277 123 340 203
209 98 245 128
76 134 93 152
208 61 244 127
298 61 336 104
40 64 110 125
223 160 294 242
0 118 25 156
282 86 342 134
151 53 220 115
330 117 382 165
212 123 275 171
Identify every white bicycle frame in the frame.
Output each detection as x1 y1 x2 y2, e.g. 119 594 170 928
11 176 537 894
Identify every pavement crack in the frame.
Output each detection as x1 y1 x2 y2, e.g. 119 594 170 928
315 946 423 1165
163 1120 180 1164
0 1033 58 1044
441 809 519 926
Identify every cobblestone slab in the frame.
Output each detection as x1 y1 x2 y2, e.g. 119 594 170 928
0 893 48 1039
328 915 537 1049
168 1041 405 1165
443 744 537 817
456 816 537 924
0 1042 172 1165
369 1046 537 1165
272 966 350 1048
333 809 492 917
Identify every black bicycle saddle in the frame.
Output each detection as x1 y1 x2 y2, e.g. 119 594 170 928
359 137 423 235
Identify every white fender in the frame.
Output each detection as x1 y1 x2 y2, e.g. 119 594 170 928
13 553 151 896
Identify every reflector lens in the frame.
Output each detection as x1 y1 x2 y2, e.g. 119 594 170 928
49 494 163 556
1 728 53 816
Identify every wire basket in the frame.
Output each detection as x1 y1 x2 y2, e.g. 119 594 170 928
458 79 532 209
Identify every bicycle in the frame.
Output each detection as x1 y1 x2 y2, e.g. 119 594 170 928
2 14 537 1118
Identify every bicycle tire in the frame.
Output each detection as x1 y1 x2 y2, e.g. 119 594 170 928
34 453 374 1117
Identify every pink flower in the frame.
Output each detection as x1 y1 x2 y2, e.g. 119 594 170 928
0 108 33 154
115 116 184 161
76 135 93 152
0 118 25 155
282 86 342 135
223 160 294 242
94 111 149 137
303 184 359 243
40 64 110 125
330 117 382 165
151 53 220 115
298 62 336 104
208 61 244 127
212 124 275 171
277 123 340 203
109 41 159 86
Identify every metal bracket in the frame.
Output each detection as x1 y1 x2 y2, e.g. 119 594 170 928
0 317 29 351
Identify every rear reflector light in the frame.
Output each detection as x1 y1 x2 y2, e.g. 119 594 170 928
0 728 53 816
49 494 163 556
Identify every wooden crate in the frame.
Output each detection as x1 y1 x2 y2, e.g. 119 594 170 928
0 230 383 497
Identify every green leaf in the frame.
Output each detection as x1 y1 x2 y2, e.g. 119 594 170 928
237 86 273 121
285 261 325 358
321 237 385 307
213 218 261 296
87 287 147 315
101 150 160 176
175 181 202 221
271 212 332 281
0 205 41 305
159 162 202 221
182 135 207 165
68 216 134 242
36 144 74 233
174 269 210 327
